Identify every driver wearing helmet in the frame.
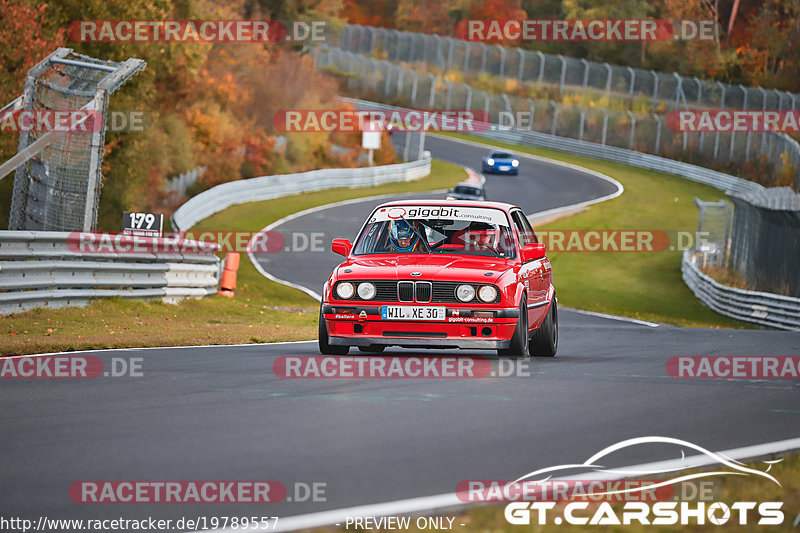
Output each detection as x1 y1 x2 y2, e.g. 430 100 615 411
389 219 424 252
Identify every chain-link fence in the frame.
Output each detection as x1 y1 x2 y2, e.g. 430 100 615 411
340 25 800 115
727 188 800 297
317 45 800 190
4 48 144 231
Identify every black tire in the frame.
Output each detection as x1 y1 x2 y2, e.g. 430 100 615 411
318 306 349 355
530 298 558 357
498 298 530 359
358 345 385 353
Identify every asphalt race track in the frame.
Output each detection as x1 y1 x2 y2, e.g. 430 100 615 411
1 135 798 528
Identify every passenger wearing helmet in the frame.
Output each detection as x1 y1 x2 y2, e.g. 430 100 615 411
389 219 424 252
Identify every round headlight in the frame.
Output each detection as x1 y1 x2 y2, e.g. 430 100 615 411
357 282 376 300
511 159 519 167
478 285 497 303
487 158 495 165
456 284 476 302
336 282 355 299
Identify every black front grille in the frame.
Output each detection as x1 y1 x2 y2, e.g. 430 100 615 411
335 280 501 304
398 281 414 302
415 281 432 303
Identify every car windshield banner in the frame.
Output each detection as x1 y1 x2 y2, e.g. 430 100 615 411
369 205 510 226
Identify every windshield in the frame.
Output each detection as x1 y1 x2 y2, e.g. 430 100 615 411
491 152 513 159
354 205 516 258
453 186 481 196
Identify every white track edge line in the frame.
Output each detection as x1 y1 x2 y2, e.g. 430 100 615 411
565 307 660 328
1 340 316 359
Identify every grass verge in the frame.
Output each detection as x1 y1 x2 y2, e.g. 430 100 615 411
1 160 467 356
441 132 750 328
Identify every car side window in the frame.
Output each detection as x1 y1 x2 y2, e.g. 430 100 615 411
510 210 536 245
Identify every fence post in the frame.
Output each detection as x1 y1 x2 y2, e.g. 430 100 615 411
601 108 608 145
445 79 452 110
581 58 589 87
528 98 535 131
578 106 585 140
627 110 636 149
465 85 472 110
496 44 506 78
651 70 659 105
397 68 405 98
654 114 662 153
517 48 525 82
604 63 612 94
463 43 471 72
694 77 703 108
410 71 419 104
558 55 566 94
627 66 635 98
479 43 488 74
447 38 454 70
536 51 545 82
428 73 437 107
550 101 559 136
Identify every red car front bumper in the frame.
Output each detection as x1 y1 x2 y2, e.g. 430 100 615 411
322 304 519 350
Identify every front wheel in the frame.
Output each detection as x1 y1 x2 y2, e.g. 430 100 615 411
318 306 349 355
530 298 558 357
498 299 530 359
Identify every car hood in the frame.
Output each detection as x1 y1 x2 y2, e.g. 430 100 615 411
336 255 510 283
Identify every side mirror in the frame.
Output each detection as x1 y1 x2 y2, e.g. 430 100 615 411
331 238 352 257
521 243 546 262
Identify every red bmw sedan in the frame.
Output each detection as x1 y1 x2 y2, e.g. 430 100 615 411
319 200 558 358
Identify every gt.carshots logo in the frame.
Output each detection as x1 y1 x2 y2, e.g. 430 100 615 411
273 110 490 132
502 437 785 526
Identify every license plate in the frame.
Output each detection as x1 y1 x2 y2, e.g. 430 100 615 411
381 305 445 321
499 165 510 171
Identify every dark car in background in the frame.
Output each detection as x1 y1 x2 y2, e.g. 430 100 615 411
482 150 520 175
447 183 486 201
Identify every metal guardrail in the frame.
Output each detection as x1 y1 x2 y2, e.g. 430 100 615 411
343 97 764 195
171 155 432 231
0 232 220 315
682 250 800 331
321 44 799 191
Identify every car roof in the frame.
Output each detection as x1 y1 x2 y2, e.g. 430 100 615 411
375 198 517 211
489 150 514 156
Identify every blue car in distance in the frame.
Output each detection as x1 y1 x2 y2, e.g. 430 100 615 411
482 150 519 175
